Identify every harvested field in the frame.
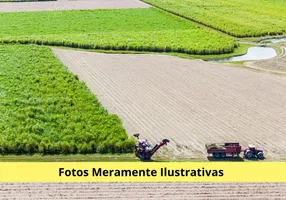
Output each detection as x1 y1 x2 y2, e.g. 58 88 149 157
245 46 286 73
1 182 286 199
53 48 286 160
0 0 150 12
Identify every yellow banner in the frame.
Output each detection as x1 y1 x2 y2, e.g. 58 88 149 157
0 162 285 182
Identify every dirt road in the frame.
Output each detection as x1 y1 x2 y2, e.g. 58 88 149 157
52 48 286 160
1 182 285 199
0 0 150 12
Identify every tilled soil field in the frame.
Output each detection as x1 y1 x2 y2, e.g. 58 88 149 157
1 182 286 199
245 46 286 73
53 48 286 160
0 0 150 12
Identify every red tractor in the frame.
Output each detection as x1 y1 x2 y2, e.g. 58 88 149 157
133 133 169 160
206 142 264 160
243 144 264 159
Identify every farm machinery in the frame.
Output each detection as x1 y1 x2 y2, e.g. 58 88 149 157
133 133 170 160
206 142 264 160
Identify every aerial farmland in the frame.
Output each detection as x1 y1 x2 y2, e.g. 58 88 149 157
0 0 285 161
1 0 286 199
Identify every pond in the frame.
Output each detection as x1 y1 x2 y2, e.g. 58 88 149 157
260 37 286 44
208 47 277 63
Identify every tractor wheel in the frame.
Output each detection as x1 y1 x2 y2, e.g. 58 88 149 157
245 151 253 159
213 153 220 158
139 154 146 160
257 152 264 159
220 153 226 158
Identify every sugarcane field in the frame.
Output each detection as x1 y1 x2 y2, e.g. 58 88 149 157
0 0 286 199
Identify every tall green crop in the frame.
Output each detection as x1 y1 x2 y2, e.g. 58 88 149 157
0 8 236 54
144 0 286 37
0 44 135 155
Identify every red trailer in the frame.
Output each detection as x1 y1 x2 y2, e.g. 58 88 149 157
206 142 242 158
206 143 264 159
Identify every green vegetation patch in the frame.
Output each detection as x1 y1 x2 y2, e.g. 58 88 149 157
143 0 286 37
0 44 134 155
0 8 236 55
0 154 137 162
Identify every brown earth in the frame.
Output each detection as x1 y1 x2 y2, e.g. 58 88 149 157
52 48 286 160
245 45 286 74
1 182 286 199
0 0 150 12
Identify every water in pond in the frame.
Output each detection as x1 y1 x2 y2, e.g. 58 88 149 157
260 38 286 44
209 47 277 62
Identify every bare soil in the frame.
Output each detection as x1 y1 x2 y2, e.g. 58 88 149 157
52 48 286 160
1 182 286 199
0 0 150 12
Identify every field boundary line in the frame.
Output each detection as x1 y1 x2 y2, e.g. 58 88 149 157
140 0 237 38
140 0 286 39
244 62 286 75
0 39 235 55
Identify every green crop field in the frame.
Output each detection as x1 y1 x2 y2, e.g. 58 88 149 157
0 8 236 55
143 0 286 37
0 44 135 155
